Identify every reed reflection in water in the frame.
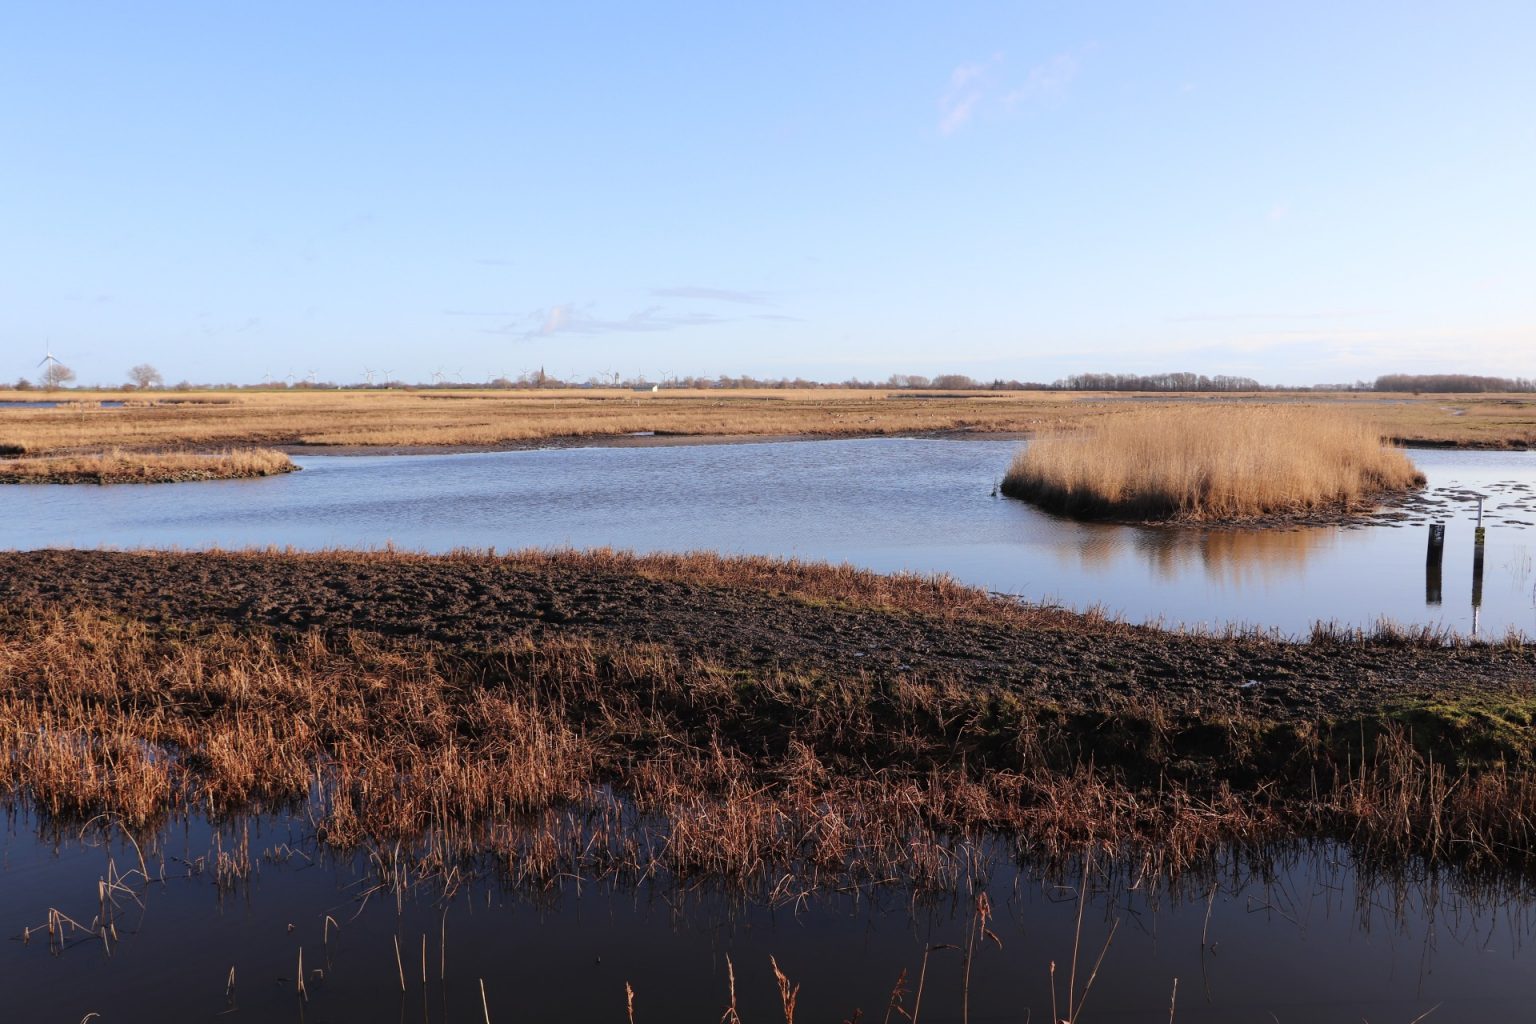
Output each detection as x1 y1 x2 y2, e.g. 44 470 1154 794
7 808 1536 1024
1071 525 1338 586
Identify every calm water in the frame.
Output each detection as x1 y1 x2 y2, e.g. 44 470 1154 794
4 438 1535 636
5 812 1536 1024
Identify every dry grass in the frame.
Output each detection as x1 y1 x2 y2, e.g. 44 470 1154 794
0 388 1059 454
0 447 296 484
4 603 1536 894
1002 406 1425 522
2 388 1534 455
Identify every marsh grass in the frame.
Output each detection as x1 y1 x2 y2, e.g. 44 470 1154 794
2 387 1533 455
4 604 1536 893
0 447 296 484
0 388 1064 454
1002 406 1425 522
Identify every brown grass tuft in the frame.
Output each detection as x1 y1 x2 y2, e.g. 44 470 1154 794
1001 406 1425 522
0 447 297 484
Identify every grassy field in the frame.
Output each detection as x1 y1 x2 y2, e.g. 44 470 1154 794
0 447 296 484
2 387 1535 455
1002 406 1425 522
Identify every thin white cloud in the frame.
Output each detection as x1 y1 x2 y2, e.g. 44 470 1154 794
938 56 999 135
1002 52 1079 109
939 50 1083 135
540 305 574 335
489 303 732 340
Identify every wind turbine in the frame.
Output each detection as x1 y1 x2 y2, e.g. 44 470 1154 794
379 368 394 388
362 367 376 387
37 347 61 372
430 367 446 386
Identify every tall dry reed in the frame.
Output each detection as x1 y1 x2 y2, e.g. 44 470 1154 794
1002 406 1424 521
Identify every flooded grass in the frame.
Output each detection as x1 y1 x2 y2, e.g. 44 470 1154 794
0 447 297 484
1002 406 1426 522
5 583 1536 890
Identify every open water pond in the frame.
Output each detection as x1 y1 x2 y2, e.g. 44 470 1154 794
5 438 1535 637
5 812 1536 1023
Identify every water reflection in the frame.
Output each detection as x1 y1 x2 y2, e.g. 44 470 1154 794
7 809 1536 1024
1426 522 1446 605
1075 525 1335 584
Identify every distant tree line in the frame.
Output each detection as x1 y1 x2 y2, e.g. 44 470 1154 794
15 364 1535 394
1373 374 1536 393
1051 372 1262 392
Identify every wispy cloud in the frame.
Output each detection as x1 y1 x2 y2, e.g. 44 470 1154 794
650 286 771 305
487 298 806 340
489 303 729 340
938 56 999 135
1002 52 1079 109
939 50 1084 135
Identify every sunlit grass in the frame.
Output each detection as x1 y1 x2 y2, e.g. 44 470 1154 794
1002 406 1425 521
0 447 297 484
2 387 1533 454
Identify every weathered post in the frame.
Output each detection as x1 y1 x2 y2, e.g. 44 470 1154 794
1472 499 1486 619
1425 522 1444 605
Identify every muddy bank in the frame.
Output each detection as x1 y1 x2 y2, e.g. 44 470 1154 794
3 548 1532 723
281 428 1527 458
276 427 1020 457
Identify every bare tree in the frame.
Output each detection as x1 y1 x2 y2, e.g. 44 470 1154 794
127 363 164 390
40 362 76 390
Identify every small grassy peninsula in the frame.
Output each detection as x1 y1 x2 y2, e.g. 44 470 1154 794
1002 406 1425 523
0 447 298 484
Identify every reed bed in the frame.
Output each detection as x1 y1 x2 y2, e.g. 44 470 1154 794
0 447 296 484
1002 406 1425 521
4 606 1536 894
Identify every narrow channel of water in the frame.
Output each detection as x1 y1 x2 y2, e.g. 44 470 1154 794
5 439 1534 636
3 810 1533 1023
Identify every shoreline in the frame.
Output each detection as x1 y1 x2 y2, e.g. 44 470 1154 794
274 426 1033 457
4 546 1531 725
275 427 1528 458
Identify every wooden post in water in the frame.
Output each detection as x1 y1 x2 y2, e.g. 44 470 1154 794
1425 522 1444 606
1472 498 1486 632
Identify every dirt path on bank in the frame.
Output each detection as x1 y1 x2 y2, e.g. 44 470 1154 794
4 549 1533 723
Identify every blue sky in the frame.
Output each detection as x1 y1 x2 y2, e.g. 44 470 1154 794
3 2 1532 387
